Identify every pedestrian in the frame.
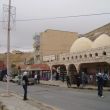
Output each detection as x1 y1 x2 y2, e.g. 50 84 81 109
66 75 71 88
34 73 37 84
22 71 29 100
103 73 109 87
96 72 104 98
62 73 65 82
75 74 81 88
37 73 40 84
81 72 87 88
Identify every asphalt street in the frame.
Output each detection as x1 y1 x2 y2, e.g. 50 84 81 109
0 82 110 110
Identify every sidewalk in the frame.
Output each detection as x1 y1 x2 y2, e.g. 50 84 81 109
0 90 59 110
0 93 39 110
40 80 110 91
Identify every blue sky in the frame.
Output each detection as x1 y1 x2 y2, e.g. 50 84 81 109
0 0 110 52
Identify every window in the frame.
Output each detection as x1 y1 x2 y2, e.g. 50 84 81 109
67 57 69 60
89 54 92 57
63 57 65 60
80 55 82 58
103 51 106 55
84 54 87 58
75 56 78 59
95 53 98 56
71 56 74 59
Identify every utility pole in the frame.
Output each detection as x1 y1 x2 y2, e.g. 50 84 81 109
6 0 11 95
1 0 16 97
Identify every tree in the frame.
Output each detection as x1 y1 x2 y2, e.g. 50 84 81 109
11 64 18 77
33 34 40 51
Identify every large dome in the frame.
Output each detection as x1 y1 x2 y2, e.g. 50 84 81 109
70 37 92 53
92 34 110 48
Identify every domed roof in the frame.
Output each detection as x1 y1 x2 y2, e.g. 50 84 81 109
70 37 92 53
92 34 110 48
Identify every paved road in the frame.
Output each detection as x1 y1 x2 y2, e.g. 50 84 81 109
0 82 110 110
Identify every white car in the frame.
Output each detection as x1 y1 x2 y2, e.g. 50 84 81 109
11 76 19 83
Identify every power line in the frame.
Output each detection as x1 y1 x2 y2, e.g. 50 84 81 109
0 12 110 22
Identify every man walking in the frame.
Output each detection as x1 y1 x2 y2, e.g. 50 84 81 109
75 74 81 88
34 73 37 84
37 73 40 84
96 72 104 98
22 71 29 100
66 75 71 88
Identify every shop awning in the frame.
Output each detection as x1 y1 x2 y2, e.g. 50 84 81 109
19 64 50 71
31 64 50 71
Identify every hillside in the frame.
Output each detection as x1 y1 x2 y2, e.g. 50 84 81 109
0 52 33 65
84 23 110 41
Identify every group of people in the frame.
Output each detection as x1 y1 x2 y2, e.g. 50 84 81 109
21 71 109 100
66 72 109 98
66 72 88 88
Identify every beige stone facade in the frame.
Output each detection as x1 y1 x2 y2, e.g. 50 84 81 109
31 23 110 83
38 29 110 75
40 29 79 56
31 23 110 85
41 33 110 85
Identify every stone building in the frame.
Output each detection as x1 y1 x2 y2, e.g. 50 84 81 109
59 34 110 73
44 34 110 84
40 29 79 56
32 23 110 85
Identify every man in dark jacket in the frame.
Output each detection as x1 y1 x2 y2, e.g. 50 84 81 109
37 73 40 84
75 74 81 88
66 75 71 88
96 72 104 98
22 71 29 100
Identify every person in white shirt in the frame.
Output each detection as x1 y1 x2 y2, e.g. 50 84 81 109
34 74 38 84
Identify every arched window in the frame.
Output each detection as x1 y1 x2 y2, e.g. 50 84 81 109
67 57 69 60
71 56 74 59
89 54 92 57
75 56 78 59
84 54 87 58
80 55 82 58
63 57 65 60
103 51 106 55
95 53 98 56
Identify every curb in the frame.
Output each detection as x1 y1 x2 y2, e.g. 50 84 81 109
71 86 110 91
40 83 110 91
40 83 60 87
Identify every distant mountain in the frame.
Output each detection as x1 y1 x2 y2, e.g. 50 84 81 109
84 23 110 41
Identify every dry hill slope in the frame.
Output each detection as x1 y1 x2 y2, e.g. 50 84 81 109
84 23 110 41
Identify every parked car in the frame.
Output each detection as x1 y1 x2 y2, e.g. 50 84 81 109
11 76 19 83
11 75 35 85
28 78 35 85
2 75 13 82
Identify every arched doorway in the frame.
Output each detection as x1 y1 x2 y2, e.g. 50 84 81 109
68 64 77 84
52 64 66 81
79 62 110 85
